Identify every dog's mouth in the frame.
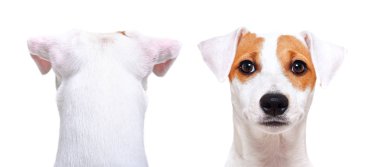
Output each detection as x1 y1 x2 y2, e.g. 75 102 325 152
260 117 289 127
261 121 288 127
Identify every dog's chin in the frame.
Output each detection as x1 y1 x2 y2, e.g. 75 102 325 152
257 117 291 134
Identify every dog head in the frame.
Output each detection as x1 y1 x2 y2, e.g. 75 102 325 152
198 28 344 134
27 30 181 89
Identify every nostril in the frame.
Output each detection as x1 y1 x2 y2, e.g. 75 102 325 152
261 101 271 110
260 93 289 116
277 98 288 109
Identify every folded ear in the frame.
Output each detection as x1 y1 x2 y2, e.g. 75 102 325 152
302 32 346 88
148 39 181 77
27 37 55 75
198 28 248 82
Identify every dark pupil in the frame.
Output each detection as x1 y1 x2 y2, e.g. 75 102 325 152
240 60 255 74
292 60 306 74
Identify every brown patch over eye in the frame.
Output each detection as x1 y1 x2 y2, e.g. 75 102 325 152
229 33 264 82
276 35 316 90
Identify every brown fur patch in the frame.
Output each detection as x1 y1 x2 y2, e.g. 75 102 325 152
228 33 264 82
276 35 316 90
118 31 127 36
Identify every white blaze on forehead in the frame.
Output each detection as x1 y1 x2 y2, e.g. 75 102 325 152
258 33 287 85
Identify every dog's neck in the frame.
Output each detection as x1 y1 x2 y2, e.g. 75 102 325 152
227 110 311 167
54 71 148 167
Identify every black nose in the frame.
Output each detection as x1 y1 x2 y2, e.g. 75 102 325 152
260 93 289 116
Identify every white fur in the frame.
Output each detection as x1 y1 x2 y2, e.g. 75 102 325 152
198 28 248 82
27 30 181 167
198 28 345 167
302 31 346 87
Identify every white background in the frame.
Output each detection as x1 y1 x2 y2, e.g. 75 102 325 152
0 0 379 166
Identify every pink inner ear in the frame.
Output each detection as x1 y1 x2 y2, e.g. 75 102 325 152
153 59 175 77
31 54 51 74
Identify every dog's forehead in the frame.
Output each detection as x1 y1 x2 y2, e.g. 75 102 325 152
251 33 308 72
257 32 307 50
230 32 316 90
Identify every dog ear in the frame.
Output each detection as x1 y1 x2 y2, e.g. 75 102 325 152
198 27 248 82
302 32 346 87
27 37 55 75
144 38 181 77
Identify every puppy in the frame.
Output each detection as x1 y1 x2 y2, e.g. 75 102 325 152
27 30 181 167
198 28 344 167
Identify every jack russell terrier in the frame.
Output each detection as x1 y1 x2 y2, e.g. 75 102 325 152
198 28 345 167
27 30 181 167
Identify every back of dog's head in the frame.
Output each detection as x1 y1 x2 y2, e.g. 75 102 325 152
28 30 181 90
28 30 181 115
198 28 345 133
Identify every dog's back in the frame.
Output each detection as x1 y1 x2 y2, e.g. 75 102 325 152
28 30 181 166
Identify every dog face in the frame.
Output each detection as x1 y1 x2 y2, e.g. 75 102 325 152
228 33 317 133
27 30 181 89
198 28 344 134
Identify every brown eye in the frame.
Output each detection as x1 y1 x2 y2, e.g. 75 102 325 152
291 60 307 75
239 60 256 75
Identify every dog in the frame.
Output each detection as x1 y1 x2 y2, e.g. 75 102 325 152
198 28 345 167
27 30 181 167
